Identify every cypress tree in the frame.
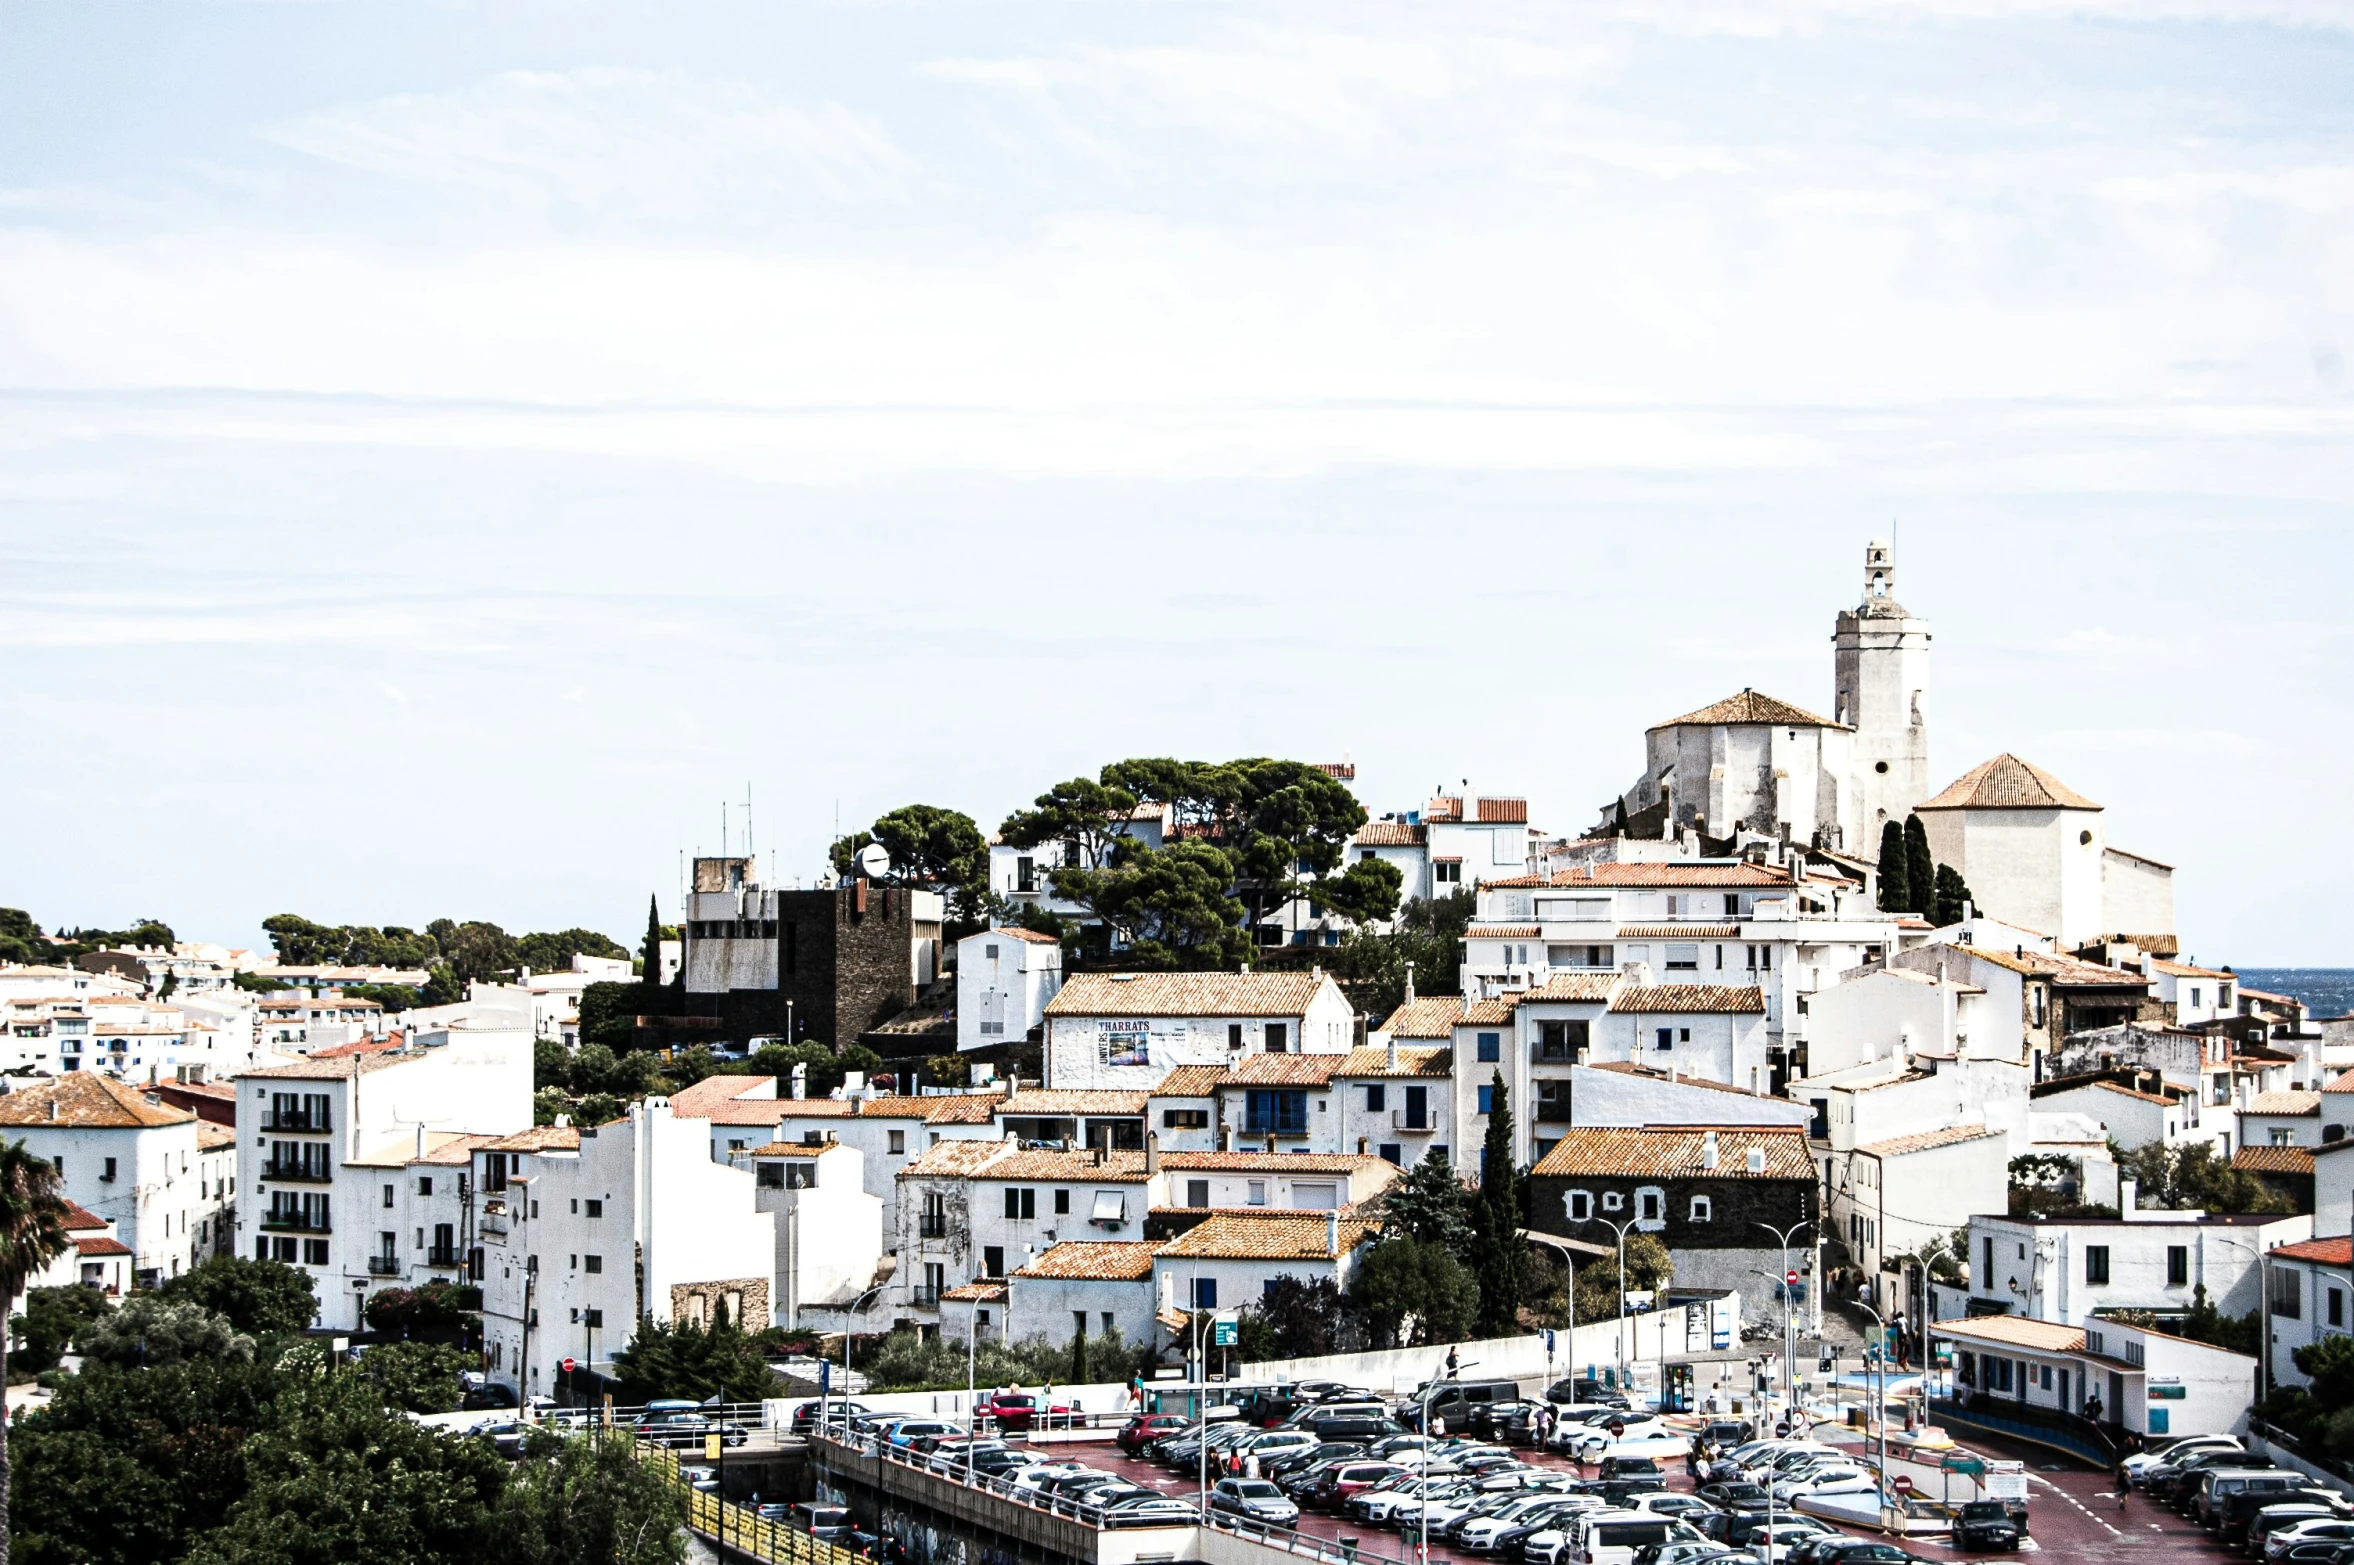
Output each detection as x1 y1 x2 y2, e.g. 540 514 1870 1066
1876 820 1910 913
1473 1071 1525 1337
1903 815 1935 918
1933 864 1974 927
1614 799 1629 835
641 895 665 991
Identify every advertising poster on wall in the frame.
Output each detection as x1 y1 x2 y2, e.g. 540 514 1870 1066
1098 1019 1152 1069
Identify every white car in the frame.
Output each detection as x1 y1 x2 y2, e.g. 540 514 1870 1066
1567 1420 1691 1463
1008 1462 1092 1494
1773 1468 1877 1501
2126 1434 2239 1483
1745 1521 1833 1562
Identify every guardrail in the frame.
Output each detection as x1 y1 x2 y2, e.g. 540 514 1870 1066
812 1425 1426 1565
638 1441 866 1565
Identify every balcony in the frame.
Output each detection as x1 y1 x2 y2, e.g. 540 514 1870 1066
1390 1110 1435 1133
260 1213 330 1234
263 1111 330 1133
917 1215 948 1240
481 1210 510 1238
907 1286 942 1308
1533 1099 1576 1124
261 1160 332 1184
1242 1117 1309 1137
426 1246 463 1269
368 1255 400 1276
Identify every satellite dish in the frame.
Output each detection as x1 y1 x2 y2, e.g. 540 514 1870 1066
855 842 893 880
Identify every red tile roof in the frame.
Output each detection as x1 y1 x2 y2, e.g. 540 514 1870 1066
1377 997 1468 1038
75 1237 132 1257
2271 1237 2354 1266
1531 1126 1813 1179
1855 1126 2006 1157
1222 1054 1349 1087
1918 754 2100 812
1047 971 1332 1019
1153 1065 1232 1097
1337 1045 1451 1079
2233 1145 2316 1175
1154 1210 1374 1261
1475 798 1529 824
0 1073 195 1129
1611 985 1766 1015
1013 1242 1158 1281
1353 822 1427 848
667 1075 777 1117
1653 690 1845 731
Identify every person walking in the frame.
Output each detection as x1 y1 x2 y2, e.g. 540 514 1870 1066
2114 1462 2132 1511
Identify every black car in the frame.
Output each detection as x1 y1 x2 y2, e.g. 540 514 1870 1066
1697 1481 1774 1513
2221 1488 2345 1549
1598 1456 1663 1481
1952 1500 2023 1552
1812 1541 1912 1565
1697 1418 1756 1448
1545 1376 1631 1409
460 1382 520 1411
792 1399 872 1433
1467 1400 1545 1443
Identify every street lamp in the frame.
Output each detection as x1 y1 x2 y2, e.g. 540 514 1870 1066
827 1281 892 1436
1418 1358 1477 1565
1756 1219 1813 1431
1598 1216 1644 1394
1853 1299 1892 1525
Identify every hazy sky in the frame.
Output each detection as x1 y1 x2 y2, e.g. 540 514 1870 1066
3 1 2351 963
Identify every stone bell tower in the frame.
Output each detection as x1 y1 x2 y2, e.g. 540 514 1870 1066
1833 538 1931 848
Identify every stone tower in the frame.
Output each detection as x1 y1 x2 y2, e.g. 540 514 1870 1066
1832 538 1931 847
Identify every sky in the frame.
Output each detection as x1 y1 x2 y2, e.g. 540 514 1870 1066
2 0 2352 964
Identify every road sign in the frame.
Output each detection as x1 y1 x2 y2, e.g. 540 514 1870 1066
1941 1455 1986 1476
1544 1329 1556 1353
1786 1270 1799 1286
705 1433 723 1462
561 1357 577 1375
1891 1475 1915 1496
1212 1319 1237 1347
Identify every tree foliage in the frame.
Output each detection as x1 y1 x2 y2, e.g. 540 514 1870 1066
1903 817 1935 921
830 805 991 922
1931 863 1974 927
355 1341 471 1414
1328 891 1477 1020
1244 1276 1354 1360
11 1286 108 1374
856 1326 1150 1394
2117 1140 2293 1215
1571 1233 1674 1326
576 985 639 1051
610 1305 779 1406
1472 1073 1526 1337
1347 1238 1479 1348
1371 1150 1475 1258
79 1296 255 1370
0 908 40 966
493 1431 687 1565
1876 821 1910 914
515 929 630 975
1050 839 1253 968
158 1258 319 1339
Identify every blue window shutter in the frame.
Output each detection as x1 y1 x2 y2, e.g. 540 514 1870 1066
1478 1085 1494 1114
1477 1032 1501 1062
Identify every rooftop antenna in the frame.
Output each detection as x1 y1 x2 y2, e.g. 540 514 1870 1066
744 781 754 859
721 800 729 858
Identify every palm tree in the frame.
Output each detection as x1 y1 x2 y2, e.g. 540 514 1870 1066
0 1140 73 1565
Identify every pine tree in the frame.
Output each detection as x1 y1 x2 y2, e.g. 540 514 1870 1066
1932 864 1974 927
1473 1071 1525 1337
1903 815 1935 918
1876 821 1910 913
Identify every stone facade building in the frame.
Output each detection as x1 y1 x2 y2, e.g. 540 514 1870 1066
1527 1124 1818 1294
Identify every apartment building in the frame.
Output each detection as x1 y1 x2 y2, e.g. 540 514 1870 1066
0 1073 212 1286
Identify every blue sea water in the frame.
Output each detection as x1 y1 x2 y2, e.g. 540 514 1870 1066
2235 969 2354 1021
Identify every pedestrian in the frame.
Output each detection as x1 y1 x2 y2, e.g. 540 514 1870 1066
2114 1462 2131 1511
1445 1346 1460 1380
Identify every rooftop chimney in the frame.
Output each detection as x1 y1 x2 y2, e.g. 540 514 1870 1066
1386 1034 1398 1070
1745 1146 1765 1175
1145 1130 1160 1174
2121 1178 2137 1219
1404 963 1417 1006
1326 1210 1340 1254
1702 1130 1720 1170
791 1063 808 1100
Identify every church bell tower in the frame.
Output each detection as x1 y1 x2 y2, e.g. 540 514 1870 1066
1833 538 1932 848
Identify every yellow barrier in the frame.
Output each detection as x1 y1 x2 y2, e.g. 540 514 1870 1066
636 1440 865 1565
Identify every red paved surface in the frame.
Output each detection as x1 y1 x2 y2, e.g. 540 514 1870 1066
1057 1428 2230 1565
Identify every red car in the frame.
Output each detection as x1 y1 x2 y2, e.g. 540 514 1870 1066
982 1392 1078 1432
1118 1413 1189 1453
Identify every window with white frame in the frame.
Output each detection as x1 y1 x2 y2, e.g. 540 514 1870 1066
1565 1190 1593 1222
1689 1196 1712 1223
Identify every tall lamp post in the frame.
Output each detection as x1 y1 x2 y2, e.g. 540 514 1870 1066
1854 1300 1892 1525
1418 1359 1477 1565
827 1281 892 1438
1756 1219 1813 1430
1598 1216 1643 1394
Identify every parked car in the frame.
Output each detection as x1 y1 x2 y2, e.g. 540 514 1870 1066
2224 1489 2349 1549
2126 1434 2241 1485
1598 1456 1664 1482
1210 1478 1301 1527
1118 1413 1190 1454
2271 1521 2354 1560
983 1392 1078 1431
1695 1481 1773 1513
886 1419 962 1449
1103 1499 1202 1528
1951 1501 2022 1552
2199 1470 2306 1528
1545 1377 1632 1409
1408 1380 1526 1434
791 1399 872 1433
1565 1418 1690 1463
792 1504 855 1540
460 1382 520 1412
633 1410 749 1449
2255 1505 2354 1556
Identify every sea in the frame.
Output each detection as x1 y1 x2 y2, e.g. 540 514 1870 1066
2235 969 2354 1021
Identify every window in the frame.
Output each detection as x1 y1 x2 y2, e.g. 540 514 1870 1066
1265 1022 1289 1053
1666 944 1699 971
584 1254 602 1273
1637 1190 1663 1223
984 1246 1006 1277
2272 1267 2304 1319
2031 986 2048 1028
101 1156 117 1182
2085 1246 2109 1285
1015 856 1036 893
1162 1108 1208 1128
1602 1191 1623 1212
1477 1085 1494 1115
2271 1126 2297 1146
417 1176 433 1197
1364 1085 1387 1112
1186 1179 1210 1208
1655 1028 1674 1051
757 1163 784 1189
888 1130 906 1155
1690 1196 1713 1223
1244 1090 1308 1134
1004 1188 1037 1220
382 1184 395 1208
2331 1289 2345 1329
1535 1020 1588 1061
1379 1143 1402 1165
1983 1237 1994 1279
585 1199 602 1218
1724 894 1741 916
1567 1191 1593 1221
1247 1180 1267 1206
302 1239 329 1265
1193 1278 1218 1308
2167 1246 2188 1287
1435 861 1462 884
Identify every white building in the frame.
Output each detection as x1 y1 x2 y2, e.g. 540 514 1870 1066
1042 971 1355 1091
1914 754 2174 949
2261 1236 2354 1394
749 1139 885 1330
0 1073 210 1287
956 928 1063 1053
475 1099 775 1398
237 1020 533 1327
2143 960 2237 1028
2030 1073 2204 1152
1932 1312 2253 1442
1006 1241 1163 1351
1824 1124 2010 1285
1155 1210 1378 1312
1965 1205 2310 1327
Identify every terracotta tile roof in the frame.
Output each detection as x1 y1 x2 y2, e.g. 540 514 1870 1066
1855 1125 2007 1157
895 1140 1153 1183
1222 1054 1349 1087
58 1201 107 1232
1519 973 1622 1004
483 1125 582 1154
1531 1126 1813 1180
1487 863 1794 889
1378 997 1468 1038
1353 822 1427 848
196 1122 237 1151
999 1089 1151 1115
1157 1151 1392 1174
1153 1065 1232 1097
1474 798 1529 824
2084 1080 2179 1106
667 1075 777 1117
1014 1241 1158 1281
1946 946 2149 988
1617 925 1740 940
939 1281 1007 1303
2152 959 2235 981
845 1095 934 1119
898 1139 1021 1178
75 1236 133 1257
241 1052 415 1080
1917 754 2100 812
1653 689 1845 731
2246 1091 2322 1116
2272 1237 2354 1266
1154 1210 1375 1261
1929 1314 2086 1353
707 1100 800 1126
916 1092 1008 1125
2233 1145 2316 1175
748 1141 831 1157
1610 985 1766 1015
1046 971 1331 1019
1338 1046 1451 1079
2324 1069 2354 1094
1466 925 1540 939
410 1132 499 1166
1424 796 1465 822
1463 998 1519 1025
0 1073 195 1129
987 927 1063 945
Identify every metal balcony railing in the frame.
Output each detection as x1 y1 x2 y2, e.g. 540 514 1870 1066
260 1212 330 1234
368 1255 400 1276
261 1160 333 1183
426 1246 463 1268
1389 1110 1434 1132
263 1111 330 1132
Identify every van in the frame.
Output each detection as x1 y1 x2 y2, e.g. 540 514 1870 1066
1409 1380 1521 1433
793 1504 854 1540
1566 1508 1675 1565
